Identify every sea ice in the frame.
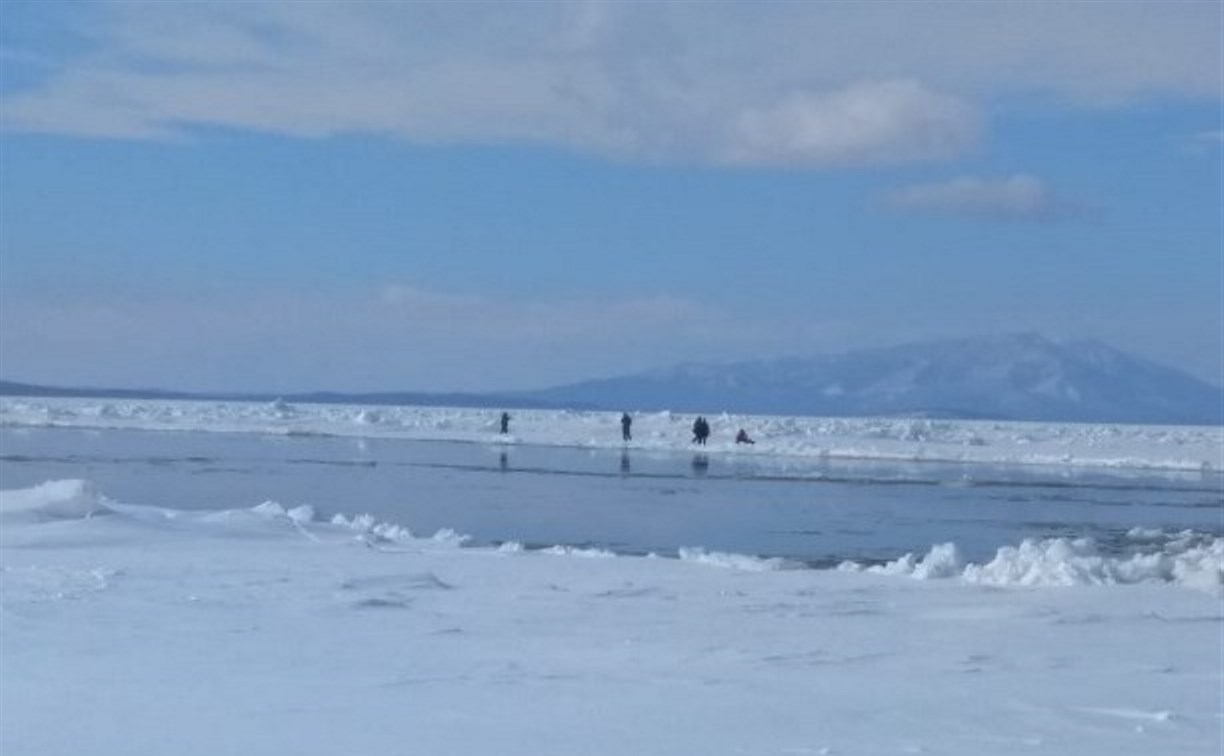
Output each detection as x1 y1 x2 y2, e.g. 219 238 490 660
2 479 1220 756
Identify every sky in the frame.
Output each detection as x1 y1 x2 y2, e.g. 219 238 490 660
0 0 1220 393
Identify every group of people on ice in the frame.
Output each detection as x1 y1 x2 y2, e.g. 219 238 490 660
625 412 754 445
624 412 754 445
691 416 754 445
500 410 755 446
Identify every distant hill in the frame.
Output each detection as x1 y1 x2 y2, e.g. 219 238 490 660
524 334 1224 425
4 334 1221 425
0 381 199 402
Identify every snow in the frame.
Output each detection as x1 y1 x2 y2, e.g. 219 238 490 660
2 478 1221 755
2 398 1221 753
3 396 1221 472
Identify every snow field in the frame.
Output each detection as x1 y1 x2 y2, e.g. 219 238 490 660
2 479 1221 755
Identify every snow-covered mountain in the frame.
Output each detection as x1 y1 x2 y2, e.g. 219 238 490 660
531 334 1223 425
4 334 1219 425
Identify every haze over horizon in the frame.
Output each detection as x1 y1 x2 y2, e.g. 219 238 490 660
3 331 1222 398
4 332 1222 429
1 1 1220 393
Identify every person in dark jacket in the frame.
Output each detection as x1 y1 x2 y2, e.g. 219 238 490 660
621 412 633 442
735 428 755 445
692 416 710 445
500 411 510 434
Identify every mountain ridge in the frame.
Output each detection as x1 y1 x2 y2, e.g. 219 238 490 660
524 333 1223 425
3 334 1221 425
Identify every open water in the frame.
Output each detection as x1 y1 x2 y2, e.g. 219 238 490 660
1 426 1219 566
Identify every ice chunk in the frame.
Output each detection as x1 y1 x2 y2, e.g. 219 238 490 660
0 479 113 522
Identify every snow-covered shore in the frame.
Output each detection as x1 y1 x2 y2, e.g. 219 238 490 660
3 396 1221 472
2 480 1221 755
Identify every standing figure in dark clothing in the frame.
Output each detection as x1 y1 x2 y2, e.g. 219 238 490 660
500 411 510 434
692 416 710 445
621 412 633 442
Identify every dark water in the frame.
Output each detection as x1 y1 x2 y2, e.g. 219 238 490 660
1 427 1220 565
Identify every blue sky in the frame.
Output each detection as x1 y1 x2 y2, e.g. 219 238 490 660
0 1 1220 392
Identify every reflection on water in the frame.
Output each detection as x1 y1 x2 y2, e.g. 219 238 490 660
691 453 709 477
1 427 1219 565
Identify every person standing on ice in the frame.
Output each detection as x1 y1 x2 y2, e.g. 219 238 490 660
621 412 633 442
692 416 710 445
499 411 510 435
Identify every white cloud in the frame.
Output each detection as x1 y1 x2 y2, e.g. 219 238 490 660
883 175 1090 222
1 1 1218 165
723 80 980 166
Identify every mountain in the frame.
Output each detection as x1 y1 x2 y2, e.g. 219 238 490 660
525 334 1224 425
0 381 200 402
4 334 1220 425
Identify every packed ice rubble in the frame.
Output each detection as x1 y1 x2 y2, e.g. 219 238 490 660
844 532 1223 592
677 547 802 572
0 478 114 523
2 396 1221 472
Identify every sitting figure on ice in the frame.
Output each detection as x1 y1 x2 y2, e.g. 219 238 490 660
735 428 755 445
